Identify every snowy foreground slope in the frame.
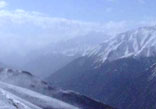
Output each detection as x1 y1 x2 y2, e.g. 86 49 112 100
0 82 78 109
0 88 41 109
0 67 114 109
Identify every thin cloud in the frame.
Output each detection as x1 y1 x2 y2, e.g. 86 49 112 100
137 0 145 4
105 7 113 13
0 1 7 8
106 0 115 2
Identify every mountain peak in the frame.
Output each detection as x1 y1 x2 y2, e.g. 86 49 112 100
88 26 156 63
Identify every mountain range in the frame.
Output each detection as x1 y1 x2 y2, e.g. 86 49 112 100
47 26 156 109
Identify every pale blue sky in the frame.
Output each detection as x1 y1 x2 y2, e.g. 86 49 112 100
4 0 156 22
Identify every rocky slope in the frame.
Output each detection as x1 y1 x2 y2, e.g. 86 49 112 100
0 66 115 109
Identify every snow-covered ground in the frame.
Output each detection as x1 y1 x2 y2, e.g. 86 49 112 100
0 88 42 109
0 81 79 109
0 68 80 108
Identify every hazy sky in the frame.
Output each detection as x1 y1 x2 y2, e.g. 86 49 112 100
0 0 155 57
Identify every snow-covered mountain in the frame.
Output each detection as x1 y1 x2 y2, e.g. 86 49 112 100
47 25 156 109
88 26 156 63
0 66 115 109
